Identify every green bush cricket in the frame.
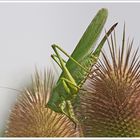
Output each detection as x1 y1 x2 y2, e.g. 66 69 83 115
47 8 118 125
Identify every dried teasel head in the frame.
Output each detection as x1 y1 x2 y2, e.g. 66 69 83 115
5 70 79 137
76 26 140 137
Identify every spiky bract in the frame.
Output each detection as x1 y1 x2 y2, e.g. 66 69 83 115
5 71 79 137
76 28 140 137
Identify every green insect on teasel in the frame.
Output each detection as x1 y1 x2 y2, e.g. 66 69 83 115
47 8 108 110
47 8 117 123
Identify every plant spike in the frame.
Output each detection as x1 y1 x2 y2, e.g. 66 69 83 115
5 70 80 137
75 27 140 137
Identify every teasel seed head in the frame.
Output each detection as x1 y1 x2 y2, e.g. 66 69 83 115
5 70 80 137
76 26 140 137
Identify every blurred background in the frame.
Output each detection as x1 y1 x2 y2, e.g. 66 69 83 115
0 2 140 133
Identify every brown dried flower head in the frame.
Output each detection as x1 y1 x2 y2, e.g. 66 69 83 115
5 71 79 137
76 27 140 137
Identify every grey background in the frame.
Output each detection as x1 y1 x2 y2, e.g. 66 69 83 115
0 3 140 132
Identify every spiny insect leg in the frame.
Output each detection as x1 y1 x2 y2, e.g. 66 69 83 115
59 100 78 129
59 100 67 114
67 100 78 128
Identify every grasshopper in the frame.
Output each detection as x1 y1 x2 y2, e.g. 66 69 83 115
47 8 118 124
49 44 88 123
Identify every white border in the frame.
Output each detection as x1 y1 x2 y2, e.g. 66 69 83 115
0 0 139 139
0 1 139 3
